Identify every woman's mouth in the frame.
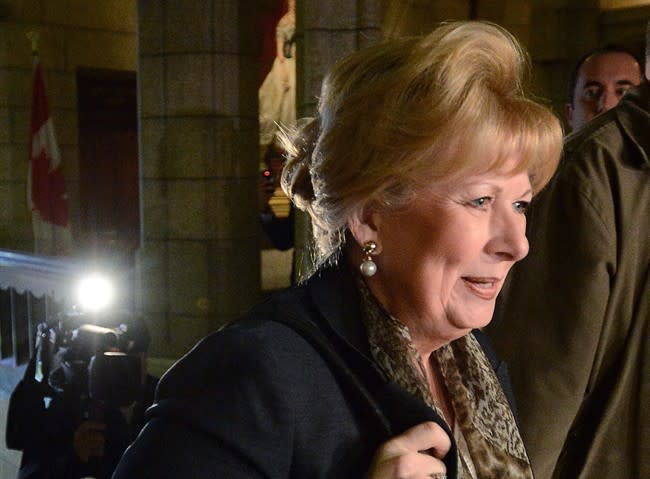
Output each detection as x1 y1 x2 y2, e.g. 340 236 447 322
461 277 501 300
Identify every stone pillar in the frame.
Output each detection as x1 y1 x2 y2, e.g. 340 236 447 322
529 0 601 123
0 30 34 251
382 0 472 39
475 0 533 47
137 0 260 358
292 0 383 281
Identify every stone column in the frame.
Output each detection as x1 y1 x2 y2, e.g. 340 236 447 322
0 30 34 252
382 0 472 38
292 0 383 281
529 0 601 123
137 0 260 358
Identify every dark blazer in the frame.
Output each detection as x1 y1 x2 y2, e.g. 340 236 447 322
113 262 516 479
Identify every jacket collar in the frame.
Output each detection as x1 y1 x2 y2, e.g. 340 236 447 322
564 82 650 170
304 259 373 358
302 260 461 477
616 81 650 169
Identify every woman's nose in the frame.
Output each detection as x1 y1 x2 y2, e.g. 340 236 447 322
489 211 529 262
509 228 530 262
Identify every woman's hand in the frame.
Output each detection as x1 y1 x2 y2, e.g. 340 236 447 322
367 421 451 479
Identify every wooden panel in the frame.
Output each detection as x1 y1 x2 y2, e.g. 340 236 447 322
77 68 139 265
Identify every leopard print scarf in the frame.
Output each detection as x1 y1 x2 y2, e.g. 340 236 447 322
357 279 533 479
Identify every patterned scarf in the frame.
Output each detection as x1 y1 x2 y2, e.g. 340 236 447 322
357 279 533 479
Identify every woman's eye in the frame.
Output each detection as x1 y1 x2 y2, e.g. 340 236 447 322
469 197 492 209
513 200 530 213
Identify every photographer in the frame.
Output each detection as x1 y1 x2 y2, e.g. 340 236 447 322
258 140 295 252
6 315 157 479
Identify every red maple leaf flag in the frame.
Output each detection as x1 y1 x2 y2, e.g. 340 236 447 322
28 56 72 255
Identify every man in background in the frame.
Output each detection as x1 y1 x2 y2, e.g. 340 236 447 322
565 44 643 131
258 140 294 252
7 316 157 479
489 24 649 479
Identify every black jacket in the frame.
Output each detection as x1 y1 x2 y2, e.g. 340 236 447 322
113 262 516 478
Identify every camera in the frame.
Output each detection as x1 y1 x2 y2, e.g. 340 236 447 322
36 311 144 416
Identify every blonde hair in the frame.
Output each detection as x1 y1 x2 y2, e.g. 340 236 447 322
282 21 563 269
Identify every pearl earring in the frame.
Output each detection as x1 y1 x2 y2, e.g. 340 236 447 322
359 241 378 277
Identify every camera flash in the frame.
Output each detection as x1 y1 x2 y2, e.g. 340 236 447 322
77 274 114 312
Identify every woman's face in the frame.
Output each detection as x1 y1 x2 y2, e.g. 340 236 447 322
366 161 532 349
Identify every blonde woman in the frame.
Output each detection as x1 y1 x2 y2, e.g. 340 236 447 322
114 21 562 479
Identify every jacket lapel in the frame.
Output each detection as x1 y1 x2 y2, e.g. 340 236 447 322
302 262 459 477
616 82 650 169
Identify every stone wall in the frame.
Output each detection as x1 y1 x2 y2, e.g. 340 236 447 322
135 0 262 358
0 0 136 251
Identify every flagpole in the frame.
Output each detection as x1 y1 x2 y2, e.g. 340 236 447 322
25 31 73 255
26 31 39 56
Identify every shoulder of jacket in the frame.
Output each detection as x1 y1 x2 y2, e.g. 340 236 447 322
564 110 620 155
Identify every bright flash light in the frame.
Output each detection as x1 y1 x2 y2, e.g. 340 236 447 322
77 274 114 312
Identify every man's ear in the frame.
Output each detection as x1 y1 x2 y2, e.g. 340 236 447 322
564 103 574 129
347 206 382 253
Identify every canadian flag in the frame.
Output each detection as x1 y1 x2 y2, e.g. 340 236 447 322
28 56 72 255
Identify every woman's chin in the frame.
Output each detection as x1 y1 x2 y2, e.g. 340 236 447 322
449 306 495 333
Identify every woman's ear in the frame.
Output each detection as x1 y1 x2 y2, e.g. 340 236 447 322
347 206 382 253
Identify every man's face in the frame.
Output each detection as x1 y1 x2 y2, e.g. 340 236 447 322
565 51 642 131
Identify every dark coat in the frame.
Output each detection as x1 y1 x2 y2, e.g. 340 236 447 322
489 82 650 479
113 262 517 479
8 364 157 479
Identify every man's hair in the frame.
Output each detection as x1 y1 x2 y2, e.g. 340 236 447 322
566 44 643 105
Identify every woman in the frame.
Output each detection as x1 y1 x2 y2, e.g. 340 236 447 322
113 21 562 479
